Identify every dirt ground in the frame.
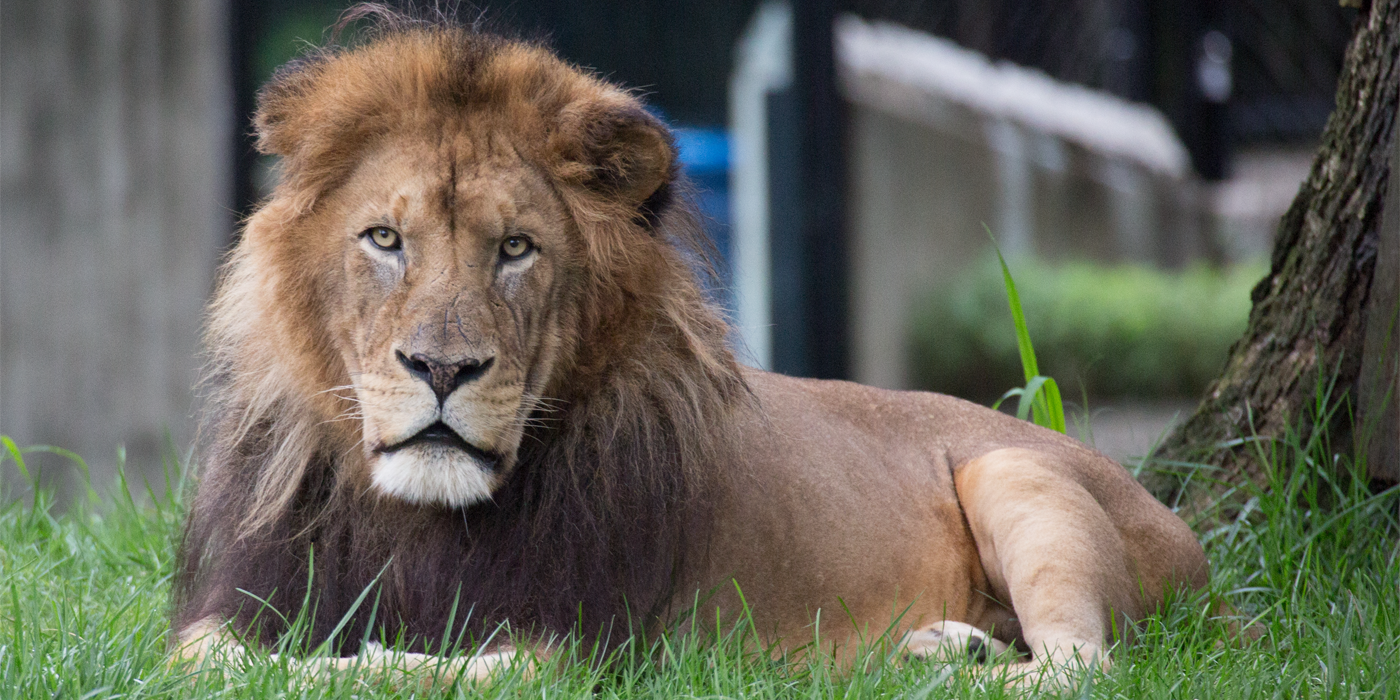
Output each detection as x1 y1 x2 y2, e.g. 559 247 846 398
1073 399 1198 465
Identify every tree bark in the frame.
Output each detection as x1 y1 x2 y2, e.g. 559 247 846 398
1154 0 1398 489
1358 106 1400 483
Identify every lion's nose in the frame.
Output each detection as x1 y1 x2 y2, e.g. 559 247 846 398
396 350 494 405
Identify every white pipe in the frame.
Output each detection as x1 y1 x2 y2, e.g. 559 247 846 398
728 2 791 370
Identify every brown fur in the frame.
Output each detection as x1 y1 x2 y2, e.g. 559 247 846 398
175 8 1211 687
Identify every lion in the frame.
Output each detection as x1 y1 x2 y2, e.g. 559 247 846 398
173 9 1210 690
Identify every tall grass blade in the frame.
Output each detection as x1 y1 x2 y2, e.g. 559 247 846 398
985 229 1067 433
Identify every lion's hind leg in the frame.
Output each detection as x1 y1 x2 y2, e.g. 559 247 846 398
901 620 1010 664
952 448 1143 688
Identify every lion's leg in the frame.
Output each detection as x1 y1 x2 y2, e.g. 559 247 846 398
173 616 246 666
293 643 531 689
901 620 1010 663
952 448 1141 688
174 616 533 689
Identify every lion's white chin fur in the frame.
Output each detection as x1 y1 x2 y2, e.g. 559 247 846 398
370 446 499 507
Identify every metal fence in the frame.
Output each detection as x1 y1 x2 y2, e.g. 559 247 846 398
1232 0 1355 142
853 0 1357 178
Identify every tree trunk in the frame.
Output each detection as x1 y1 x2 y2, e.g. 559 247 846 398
1154 0 1398 489
1358 100 1400 483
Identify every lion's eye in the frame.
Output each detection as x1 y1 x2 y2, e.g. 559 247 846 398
500 235 533 260
366 226 401 251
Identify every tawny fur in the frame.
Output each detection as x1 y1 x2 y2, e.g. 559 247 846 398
174 8 1210 689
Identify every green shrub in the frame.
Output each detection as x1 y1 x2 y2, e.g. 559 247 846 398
909 257 1265 399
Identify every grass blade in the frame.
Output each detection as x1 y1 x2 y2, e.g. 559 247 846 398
985 228 1066 433
991 239 1042 381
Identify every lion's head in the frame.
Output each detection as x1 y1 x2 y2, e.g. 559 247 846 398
205 16 740 524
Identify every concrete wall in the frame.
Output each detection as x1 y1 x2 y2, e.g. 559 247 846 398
1 0 229 499
838 17 1210 390
847 106 998 390
846 101 1209 390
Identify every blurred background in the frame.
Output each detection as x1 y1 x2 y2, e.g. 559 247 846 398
1 0 1356 500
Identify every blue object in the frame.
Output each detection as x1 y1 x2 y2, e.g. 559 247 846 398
674 127 731 174
671 127 733 313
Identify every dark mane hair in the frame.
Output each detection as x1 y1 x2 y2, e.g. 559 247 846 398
174 7 746 655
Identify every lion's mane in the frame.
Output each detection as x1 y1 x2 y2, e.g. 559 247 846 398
174 8 746 654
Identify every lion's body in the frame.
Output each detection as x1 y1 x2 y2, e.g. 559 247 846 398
174 11 1208 687
695 371 1205 659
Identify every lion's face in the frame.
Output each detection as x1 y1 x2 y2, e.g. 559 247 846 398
320 132 579 507
219 33 689 517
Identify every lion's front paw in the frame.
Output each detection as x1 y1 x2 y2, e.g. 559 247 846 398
901 620 1008 664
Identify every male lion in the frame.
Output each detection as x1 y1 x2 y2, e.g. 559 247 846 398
174 11 1209 689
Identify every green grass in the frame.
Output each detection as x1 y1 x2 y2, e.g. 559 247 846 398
2 418 1397 698
987 235 1066 434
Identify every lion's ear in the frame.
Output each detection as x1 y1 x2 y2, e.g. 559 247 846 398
556 103 677 208
588 109 676 206
252 57 326 158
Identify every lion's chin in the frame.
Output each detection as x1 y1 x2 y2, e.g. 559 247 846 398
370 445 499 507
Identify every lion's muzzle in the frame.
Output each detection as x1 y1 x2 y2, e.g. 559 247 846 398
362 345 521 507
